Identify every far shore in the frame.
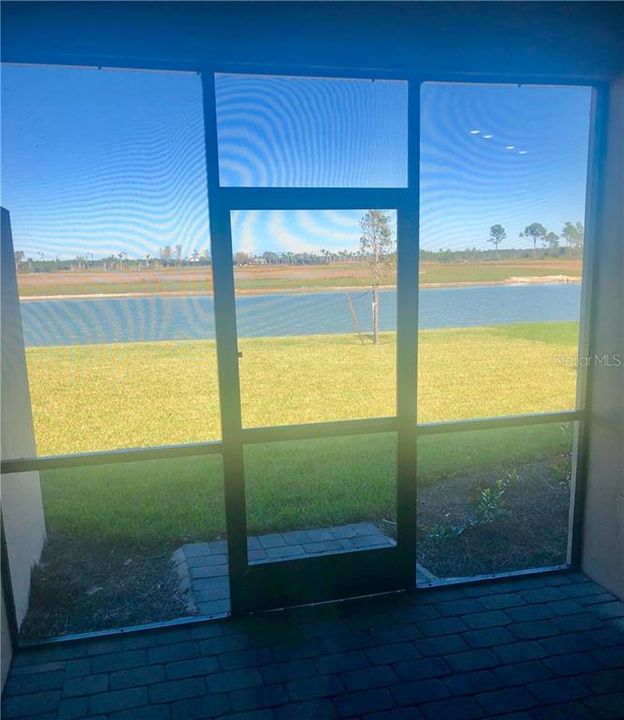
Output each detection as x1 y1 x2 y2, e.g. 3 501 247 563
19 274 581 302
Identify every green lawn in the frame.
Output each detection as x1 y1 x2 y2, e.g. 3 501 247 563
41 424 572 547
418 261 580 285
28 321 580 546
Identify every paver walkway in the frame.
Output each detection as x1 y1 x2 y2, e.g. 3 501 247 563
173 522 432 616
3 571 624 719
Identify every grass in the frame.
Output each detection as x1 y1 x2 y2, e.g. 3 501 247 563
418 259 581 285
27 322 579 454
27 321 580 545
41 424 572 546
17 258 582 297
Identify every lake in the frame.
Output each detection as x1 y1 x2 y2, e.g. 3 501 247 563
21 283 582 347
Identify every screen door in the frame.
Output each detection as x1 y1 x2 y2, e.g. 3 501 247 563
204 70 418 612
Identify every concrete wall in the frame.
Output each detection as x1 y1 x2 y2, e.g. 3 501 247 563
581 76 624 600
1 585 12 688
1 208 46 684
1 475 45 627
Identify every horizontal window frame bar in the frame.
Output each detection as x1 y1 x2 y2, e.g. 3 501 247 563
1 60 201 76
416 409 584 436
417 72 604 89
240 416 398 445
417 563 571 589
0 440 224 474
0 60 411 82
1 61 608 90
1 409 583 475
213 65 411 82
216 187 408 210
212 66 606 89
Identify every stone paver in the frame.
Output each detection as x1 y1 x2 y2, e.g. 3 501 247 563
3 572 624 720
173 522 430 616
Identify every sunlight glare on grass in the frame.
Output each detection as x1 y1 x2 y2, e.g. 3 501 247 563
27 322 579 454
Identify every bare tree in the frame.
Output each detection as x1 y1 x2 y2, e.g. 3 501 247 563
359 209 396 344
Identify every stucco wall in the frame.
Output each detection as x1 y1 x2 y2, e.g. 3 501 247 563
1 472 46 626
1 208 46 679
1 585 12 688
581 77 624 600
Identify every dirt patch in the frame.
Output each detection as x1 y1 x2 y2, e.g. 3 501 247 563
21 533 187 639
417 460 570 579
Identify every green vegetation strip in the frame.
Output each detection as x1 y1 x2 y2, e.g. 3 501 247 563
42 424 571 546
28 321 579 545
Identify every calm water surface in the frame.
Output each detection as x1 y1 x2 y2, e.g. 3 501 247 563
21 283 582 347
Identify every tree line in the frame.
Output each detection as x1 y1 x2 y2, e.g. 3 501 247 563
13 219 584 272
488 221 584 257
13 246 212 273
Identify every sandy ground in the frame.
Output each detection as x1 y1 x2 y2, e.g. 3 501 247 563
18 261 582 301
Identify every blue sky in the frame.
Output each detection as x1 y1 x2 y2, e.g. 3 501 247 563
1 66 591 259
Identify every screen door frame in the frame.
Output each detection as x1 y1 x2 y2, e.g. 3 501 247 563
201 66 419 613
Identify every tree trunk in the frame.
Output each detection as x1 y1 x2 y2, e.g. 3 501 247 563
372 285 379 344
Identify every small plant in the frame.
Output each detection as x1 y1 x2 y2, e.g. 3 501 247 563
428 513 465 540
428 470 518 541
474 470 517 526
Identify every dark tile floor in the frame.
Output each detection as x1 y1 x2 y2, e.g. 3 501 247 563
3 571 624 720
